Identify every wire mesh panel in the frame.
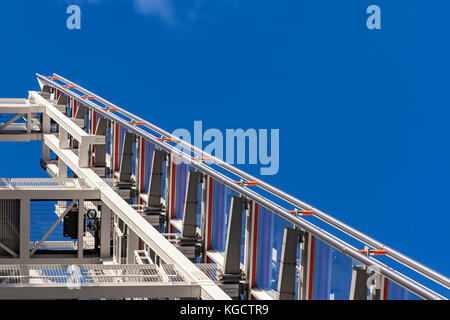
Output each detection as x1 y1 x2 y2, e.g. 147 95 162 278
30 201 76 252
255 204 290 297
0 200 20 257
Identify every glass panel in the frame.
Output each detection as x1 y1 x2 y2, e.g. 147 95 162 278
131 139 136 177
174 162 189 220
386 279 422 300
311 238 355 300
119 126 127 161
255 205 290 295
143 141 155 192
211 179 239 253
106 120 111 157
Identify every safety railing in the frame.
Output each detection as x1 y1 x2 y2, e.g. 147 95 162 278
34 73 449 300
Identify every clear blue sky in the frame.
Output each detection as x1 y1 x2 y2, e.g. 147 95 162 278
0 0 448 294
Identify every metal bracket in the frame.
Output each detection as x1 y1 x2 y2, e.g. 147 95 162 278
221 195 246 283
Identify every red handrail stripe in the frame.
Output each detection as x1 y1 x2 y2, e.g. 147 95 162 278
207 177 214 250
251 204 259 288
140 139 146 193
308 236 316 300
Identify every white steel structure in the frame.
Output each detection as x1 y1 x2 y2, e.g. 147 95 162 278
0 74 447 300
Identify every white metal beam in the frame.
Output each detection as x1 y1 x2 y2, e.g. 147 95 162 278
43 134 230 300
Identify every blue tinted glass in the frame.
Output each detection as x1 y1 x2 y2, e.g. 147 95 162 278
143 141 155 192
255 205 290 293
386 280 422 300
211 179 239 253
106 120 111 156
131 139 136 176
174 162 189 219
312 238 355 300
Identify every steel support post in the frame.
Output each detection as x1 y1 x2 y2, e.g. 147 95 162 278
78 199 84 258
100 205 112 259
277 227 298 300
147 149 164 208
350 265 369 300
94 117 107 168
298 231 312 300
222 196 245 283
119 131 133 182
19 198 30 262
126 227 139 264
200 174 210 263
180 170 200 241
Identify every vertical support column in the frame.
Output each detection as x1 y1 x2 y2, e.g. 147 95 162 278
58 160 68 178
77 199 84 258
136 137 145 201
42 113 51 163
243 201 257 299
245 202 259 292
166 155 177 233
100 205 112 259
94 118 107 168
349 265 369 300
180 170 200 241
119 132 133 182
59 128 69 149
26 113 31 133
147 149 164 208
19 198 30 263
126 227 139 264
222 196 245 283
277 227 298 300
299 231 315 300
200 174 210 263
78 142 90 168
112 122 120 173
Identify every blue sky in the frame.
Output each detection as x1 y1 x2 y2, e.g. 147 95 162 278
0 0 448 294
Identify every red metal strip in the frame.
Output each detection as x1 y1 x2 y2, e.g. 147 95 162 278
207 176 214 250
140 139 146 194
251 204 259 288
169 161 177 233
383 278 389 300
114 123 119 172
308 236 316 300
91 111 97 165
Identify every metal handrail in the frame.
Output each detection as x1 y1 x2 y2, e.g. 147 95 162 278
49 73 450 289
36 73 447 299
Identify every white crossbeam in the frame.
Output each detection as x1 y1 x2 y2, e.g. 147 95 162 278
43 134 230 300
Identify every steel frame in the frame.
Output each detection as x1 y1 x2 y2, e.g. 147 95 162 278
0 74 447 300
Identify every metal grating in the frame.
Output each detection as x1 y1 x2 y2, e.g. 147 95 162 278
196 263 222 282
29 241 77 251
0 264 187 286
6 178 90 189
0 98 27 105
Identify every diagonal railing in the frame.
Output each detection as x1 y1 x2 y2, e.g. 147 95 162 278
35 73 449 299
